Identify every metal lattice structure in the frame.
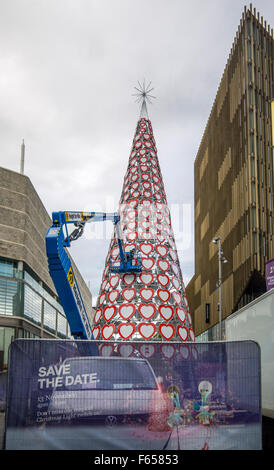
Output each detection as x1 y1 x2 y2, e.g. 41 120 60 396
93 85 195 342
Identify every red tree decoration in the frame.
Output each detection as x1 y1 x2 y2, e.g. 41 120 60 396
93 84 195 342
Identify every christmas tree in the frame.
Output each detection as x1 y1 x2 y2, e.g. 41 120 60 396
92 82 195 342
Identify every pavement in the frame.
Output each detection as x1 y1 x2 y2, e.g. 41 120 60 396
4 421 262 450
1 411 273 450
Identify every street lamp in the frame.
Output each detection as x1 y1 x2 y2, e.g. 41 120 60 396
212 236 228 340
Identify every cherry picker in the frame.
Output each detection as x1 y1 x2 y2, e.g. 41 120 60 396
45 211 141 340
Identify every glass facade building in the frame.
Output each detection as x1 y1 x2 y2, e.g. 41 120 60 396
0 257 71 369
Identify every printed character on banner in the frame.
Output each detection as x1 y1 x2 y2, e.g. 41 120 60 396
162 385 185 450
195 380 215 450
196 380 214 425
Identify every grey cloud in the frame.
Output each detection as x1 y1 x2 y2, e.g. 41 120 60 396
1 0 273 300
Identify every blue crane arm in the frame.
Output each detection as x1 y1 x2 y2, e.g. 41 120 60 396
45 210 142 340
46 211 96 340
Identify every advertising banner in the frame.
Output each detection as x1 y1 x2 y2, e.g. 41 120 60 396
266 258 274 291
5 339 261 450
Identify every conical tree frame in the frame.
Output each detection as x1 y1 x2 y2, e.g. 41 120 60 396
93 115 195 343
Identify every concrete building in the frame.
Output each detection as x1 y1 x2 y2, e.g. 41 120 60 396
186 5 274 339
0 166 93 370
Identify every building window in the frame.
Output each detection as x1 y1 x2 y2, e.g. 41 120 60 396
251 181 256 202
250 135 254 153
43 301 56 334
0 327 15 369
24 285 42 326
0 259 14 278
248 63 252 82
205 303 210 324
266 101 269 119
250 157 255 178
0 278 21 316
57 312 67 337
258 94 262 112
247 41 251 59
253 232 257 252
267 146 271 165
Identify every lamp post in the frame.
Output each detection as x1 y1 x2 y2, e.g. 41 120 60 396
212 236 228 340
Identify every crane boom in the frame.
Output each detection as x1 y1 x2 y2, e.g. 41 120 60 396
45 210 141 340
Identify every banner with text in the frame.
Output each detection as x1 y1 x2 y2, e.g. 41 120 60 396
266 258 274 291
5 339 261 450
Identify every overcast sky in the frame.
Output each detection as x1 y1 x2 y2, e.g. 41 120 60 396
1 0 273 305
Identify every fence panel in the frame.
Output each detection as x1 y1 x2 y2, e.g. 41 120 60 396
5 339 261 450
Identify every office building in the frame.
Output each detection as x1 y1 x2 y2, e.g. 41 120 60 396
0 166 93 369
186 5 274 339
